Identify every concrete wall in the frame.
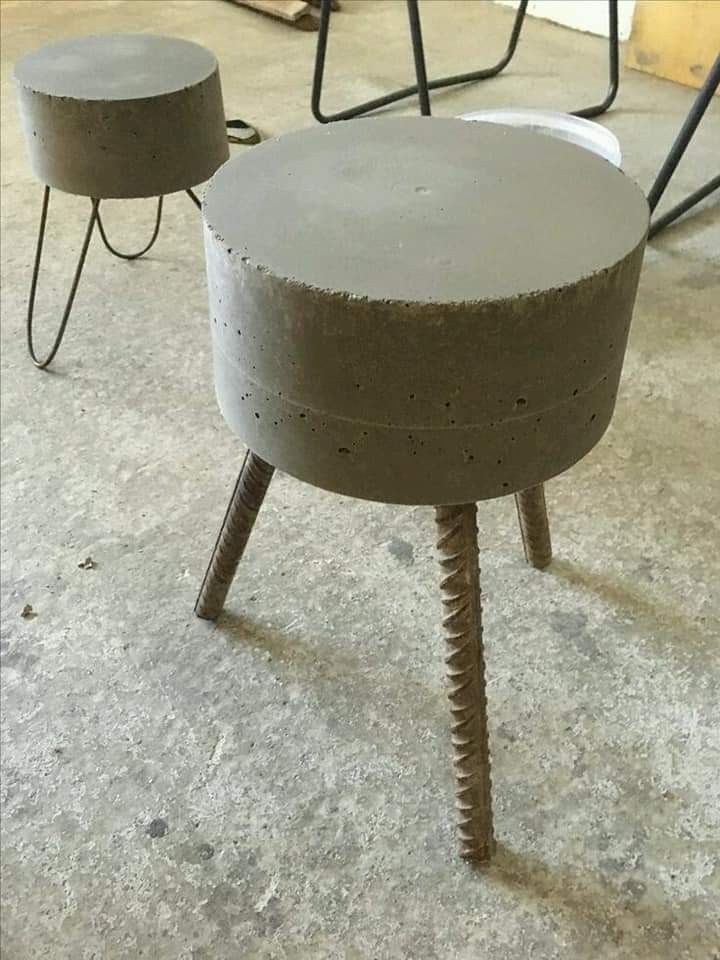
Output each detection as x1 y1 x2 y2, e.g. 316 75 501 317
496 1 636 41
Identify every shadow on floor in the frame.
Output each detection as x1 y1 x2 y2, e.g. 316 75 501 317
214 607 444 717
550 557 714 650
481 843 715 959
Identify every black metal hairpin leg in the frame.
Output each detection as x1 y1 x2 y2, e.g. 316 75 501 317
27 187 204 370
311 0 438 123
647 54 720 239
571 0 619 118
26 186 100 370
407 0 431 116
96 196 164 260
97 188 203 257
312 0 618 122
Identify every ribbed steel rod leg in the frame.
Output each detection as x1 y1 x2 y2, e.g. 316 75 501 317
435 503 495 862
195 451 275 620
514 483 552 570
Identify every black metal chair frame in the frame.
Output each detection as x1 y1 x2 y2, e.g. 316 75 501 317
647 53 720 239
312 0 620 123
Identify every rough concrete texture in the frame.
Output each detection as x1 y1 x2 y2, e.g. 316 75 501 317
206 118 647 502
1 1 719 958
15 33 229 198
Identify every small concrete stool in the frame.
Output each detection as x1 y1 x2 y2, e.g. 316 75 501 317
14 33 229 368
195 118 648 861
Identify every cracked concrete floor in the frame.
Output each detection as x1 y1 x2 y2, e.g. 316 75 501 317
1 1 719 958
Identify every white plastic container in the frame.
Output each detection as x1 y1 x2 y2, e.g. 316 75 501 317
458 107 622 168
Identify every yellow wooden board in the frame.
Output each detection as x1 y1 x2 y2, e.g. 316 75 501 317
625 0 720 91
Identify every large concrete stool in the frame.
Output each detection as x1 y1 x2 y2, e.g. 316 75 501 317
14 33 229 368
195 118 648 861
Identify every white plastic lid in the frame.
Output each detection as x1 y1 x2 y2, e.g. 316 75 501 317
458 107 622 168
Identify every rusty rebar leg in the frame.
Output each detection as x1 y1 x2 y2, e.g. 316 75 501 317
435 503 495 862
514 484 552 570
195 451 275 620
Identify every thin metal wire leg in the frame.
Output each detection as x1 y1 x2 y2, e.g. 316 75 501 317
431 0 528 86
310 0 334 122
195 451 275 620
647 53 720 235
572 0 619 118
312 0 619 122
95 196 163 260
435 503 495 862
514 484 552 570
26 186 99 370
648 174 720 239
186 188 202 210
425 0 527 88
407 0 431 116
311 0 528 123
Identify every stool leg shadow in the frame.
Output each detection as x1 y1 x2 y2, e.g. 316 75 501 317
514 483 552 570
435 502 496 862
195 451 275 620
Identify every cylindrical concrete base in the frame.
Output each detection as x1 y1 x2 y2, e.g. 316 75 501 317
203 118 648 505
14 33 229 198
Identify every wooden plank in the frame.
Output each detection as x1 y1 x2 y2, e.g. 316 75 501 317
625 0 720 91
229 0 319 31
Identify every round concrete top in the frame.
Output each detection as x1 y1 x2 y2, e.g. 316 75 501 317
13 33 217 101
205 117 648 304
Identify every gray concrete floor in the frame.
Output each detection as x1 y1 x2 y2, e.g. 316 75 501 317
1 1 719 957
